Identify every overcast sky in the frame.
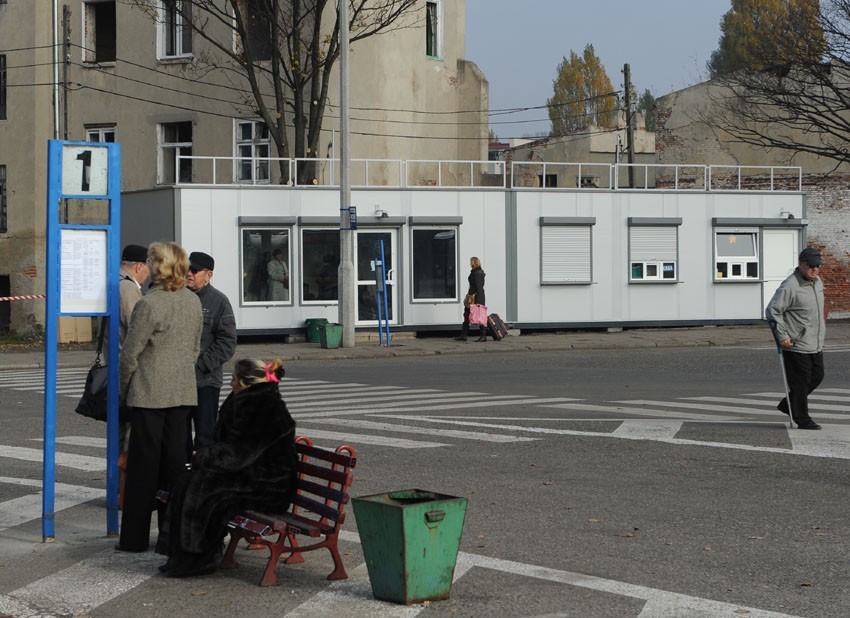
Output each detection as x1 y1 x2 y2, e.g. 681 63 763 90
465 0 733 138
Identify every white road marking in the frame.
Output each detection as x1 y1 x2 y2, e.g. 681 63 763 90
685 396 850 412
542 402 736 421
304 418 538 443
0 547 161 618
0 476 105 532
619 399 850 419
290 393 526 410
295 398 583 419
293 428 447 449
612 421 684 440
0 446 105 472
788 423 850 458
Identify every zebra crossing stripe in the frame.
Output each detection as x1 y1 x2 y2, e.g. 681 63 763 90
612 420 684 439
290 428 446 449
1 446 105 472
290 393 522 410
619 399 850 420
542 402 736 421
0 476 105 532
304 418 538 443
0 547 161 618
295 397 583 419
284 388 450 404
686 395 850 411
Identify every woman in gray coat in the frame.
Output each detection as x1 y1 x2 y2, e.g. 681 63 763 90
116 242 203 552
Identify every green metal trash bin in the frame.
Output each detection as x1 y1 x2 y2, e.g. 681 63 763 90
352 489 468 605
320 323 343 349
305 318 329 343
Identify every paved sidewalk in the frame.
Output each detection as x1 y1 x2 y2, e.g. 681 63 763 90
3 321 850 371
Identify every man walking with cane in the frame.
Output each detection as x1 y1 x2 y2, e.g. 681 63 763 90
766 247 826 430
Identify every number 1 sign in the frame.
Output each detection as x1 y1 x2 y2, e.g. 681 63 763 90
61 145 109 196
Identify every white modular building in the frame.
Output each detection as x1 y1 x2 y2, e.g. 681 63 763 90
122 161 807 334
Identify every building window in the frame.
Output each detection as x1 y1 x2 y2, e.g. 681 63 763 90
86 126 116 143
158 121 192 184
241 228 290 304
629 224 678 281
0 55 6 120
302 229 340 303
235 120 270 183
540 221 593 284
0 165 7 233
236 0 273 61
715 230 759 280
412 228 457 301
425 1 441 57
538 174 557 188
160 0 193 58
83 1 117 63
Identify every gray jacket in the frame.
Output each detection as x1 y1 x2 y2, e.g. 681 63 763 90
194 283 237 389
120 285 203 409
765 268 825 354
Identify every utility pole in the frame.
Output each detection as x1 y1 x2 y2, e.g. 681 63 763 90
338 0 355 348
623 63 635 188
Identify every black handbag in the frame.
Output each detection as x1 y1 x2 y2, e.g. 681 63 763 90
74 317 113 422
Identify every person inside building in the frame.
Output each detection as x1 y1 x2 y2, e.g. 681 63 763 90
186 251 237 460
455 256 488 342
116 242 203 553
157 358 297 578
267 248 290 301
766 247 827 430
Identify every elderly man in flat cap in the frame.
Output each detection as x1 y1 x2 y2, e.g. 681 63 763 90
118 244 150 351
185 251 237 458
766 247 827 430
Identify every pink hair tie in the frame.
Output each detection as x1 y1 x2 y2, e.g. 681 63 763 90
264 363 280 383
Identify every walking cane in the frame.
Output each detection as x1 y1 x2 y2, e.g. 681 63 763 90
769 321 794 429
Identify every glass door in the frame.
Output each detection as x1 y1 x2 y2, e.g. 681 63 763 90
355 230 398 326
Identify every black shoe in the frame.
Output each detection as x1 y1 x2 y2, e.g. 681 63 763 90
114 543 147 553
453 335 467 341
164 555 218 578
777 401 790 416
475 335 487 342
797 420 822 430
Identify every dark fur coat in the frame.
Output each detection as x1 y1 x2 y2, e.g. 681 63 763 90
164 381 297 556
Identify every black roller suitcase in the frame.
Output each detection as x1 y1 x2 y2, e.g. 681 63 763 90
487 313 508 341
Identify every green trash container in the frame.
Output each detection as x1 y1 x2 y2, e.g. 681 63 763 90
352 489 468 605
320 323 343 349
305 318 329 343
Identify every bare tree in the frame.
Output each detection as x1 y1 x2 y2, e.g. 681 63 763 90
128 0 419 182
702 0 850 169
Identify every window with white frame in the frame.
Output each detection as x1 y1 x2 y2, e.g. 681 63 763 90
159 0 193 59
83 1 116 63
412 228 457 300
425 1 442 58
629 222 679 281
302 229 340 303
86 126 116 143
540 218 594 284
0 165 7 233
235 120 270 182
0 55 6 120
158 121 192 184
715 230 759 280
241 227 290 304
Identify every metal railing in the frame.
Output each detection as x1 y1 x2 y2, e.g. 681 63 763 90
173 155 802 192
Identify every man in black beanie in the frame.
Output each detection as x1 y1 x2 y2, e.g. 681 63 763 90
185 251 237 458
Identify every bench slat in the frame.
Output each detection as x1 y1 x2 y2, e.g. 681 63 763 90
296 461 353 487
296 478 350 505
296 442 357 468
291 493 343 523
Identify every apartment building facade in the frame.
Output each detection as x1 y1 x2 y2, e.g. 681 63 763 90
0 0 488 334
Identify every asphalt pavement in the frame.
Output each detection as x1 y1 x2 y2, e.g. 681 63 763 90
3 321 850 370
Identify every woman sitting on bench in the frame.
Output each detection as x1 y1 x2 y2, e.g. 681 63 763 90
157 358 297 578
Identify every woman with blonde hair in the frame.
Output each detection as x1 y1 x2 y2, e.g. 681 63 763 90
158 358 297 578
116 241 203 552
456 256 488 342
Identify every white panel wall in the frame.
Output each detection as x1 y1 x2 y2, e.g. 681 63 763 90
171 186 804 332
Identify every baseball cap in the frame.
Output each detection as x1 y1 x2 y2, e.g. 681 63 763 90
799 247 822 267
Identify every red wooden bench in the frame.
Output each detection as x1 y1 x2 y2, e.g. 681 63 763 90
219 436 358 586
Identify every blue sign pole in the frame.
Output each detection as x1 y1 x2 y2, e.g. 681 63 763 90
44 140 122 540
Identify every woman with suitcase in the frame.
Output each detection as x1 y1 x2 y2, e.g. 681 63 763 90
455 256 488 342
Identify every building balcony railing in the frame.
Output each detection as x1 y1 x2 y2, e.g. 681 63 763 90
174 155 802 193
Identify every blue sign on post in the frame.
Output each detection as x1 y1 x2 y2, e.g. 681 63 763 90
44 140 122 540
